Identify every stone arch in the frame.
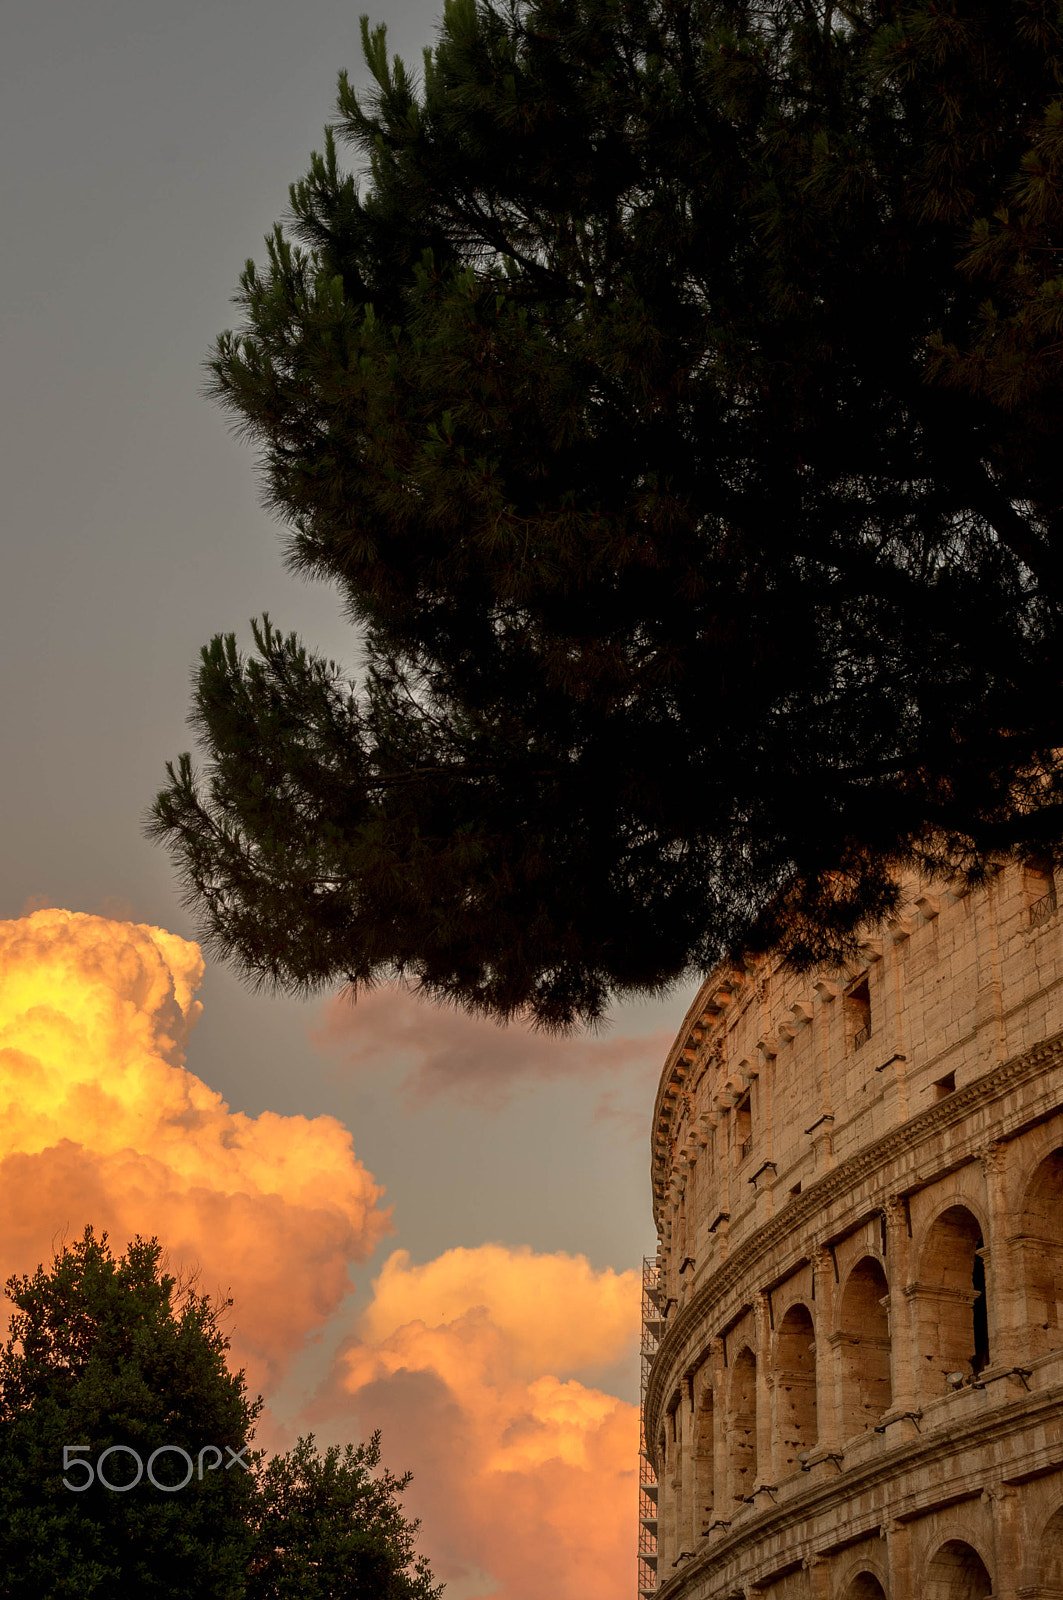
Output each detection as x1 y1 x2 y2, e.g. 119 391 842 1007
914 1205 989 1399
691 1381 714 1539
843 1575 888 1600
835 1551 890 1600
728 1346 757 1503
923 1538 993 1599
1036 1503 1063 1588
774 1301 817 1472
837 1255 892 1435
1018 1148 1063 1358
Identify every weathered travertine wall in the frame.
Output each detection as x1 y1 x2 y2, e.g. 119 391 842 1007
643 860 1063 1599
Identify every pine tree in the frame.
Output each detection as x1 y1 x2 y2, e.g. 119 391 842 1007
151 0 1063 1030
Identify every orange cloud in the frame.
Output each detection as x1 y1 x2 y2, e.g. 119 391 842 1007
0 910 645 1600
312 983 671 1108
0 909 392 1389
305 1245 642 1600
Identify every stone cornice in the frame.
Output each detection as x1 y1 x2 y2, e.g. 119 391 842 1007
651 961 768 1192
645 1030 1063 1453
652 1378 1063 1600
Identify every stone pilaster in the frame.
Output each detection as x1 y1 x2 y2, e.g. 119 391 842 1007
754 1293 774 1493
709 1337 731 1542
980 1140 1019 1370
811 1245 840 1456
884 1519 914 1598
882 1196 917 1418
984 1482 1021 1600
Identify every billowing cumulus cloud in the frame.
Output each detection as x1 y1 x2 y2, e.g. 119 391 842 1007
312 982 672 1108
306 1244 642 1600
0 909 392 1388
1 910 645 1600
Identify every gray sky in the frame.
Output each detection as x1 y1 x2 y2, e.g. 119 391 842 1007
1 0 689 1329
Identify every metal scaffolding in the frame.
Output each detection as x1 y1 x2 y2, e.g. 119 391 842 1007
638 1254 663 1599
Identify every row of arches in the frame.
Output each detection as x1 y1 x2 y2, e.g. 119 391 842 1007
661 1205 988 1542
836 1540 992 1600
655 1134 1063 1568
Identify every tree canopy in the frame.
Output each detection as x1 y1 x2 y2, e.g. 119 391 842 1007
152 0 1063 1030
0 1227 260 1598
247 1434 442 1600
0 1228 442 1600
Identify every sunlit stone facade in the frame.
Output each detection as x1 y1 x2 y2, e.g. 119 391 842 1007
644 860 1063 1599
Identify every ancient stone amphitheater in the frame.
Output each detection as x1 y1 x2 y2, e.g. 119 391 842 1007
639 860 1063 1599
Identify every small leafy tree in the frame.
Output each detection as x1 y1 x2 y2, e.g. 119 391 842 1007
247 1433 443 1600
0 1227 260 1599
0 1229 444 1600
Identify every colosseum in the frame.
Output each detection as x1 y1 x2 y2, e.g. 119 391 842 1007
638 860 1063 1599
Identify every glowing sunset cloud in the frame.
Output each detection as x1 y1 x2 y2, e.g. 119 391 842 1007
0 910 644 1600
0 909 391 1388
310 1244 642 1600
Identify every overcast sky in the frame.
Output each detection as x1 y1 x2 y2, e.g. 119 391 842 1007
1 0 689 1367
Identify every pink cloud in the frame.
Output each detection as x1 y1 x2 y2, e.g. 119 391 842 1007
311 983 671 1108
301 1244 642 1600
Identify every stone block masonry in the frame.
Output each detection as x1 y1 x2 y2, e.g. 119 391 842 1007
643 861 1063 1599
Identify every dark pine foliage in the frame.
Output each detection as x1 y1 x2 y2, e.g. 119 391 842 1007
151 0 1063 1030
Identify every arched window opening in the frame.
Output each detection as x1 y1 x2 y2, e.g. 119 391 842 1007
1019 1149 1063 1358
916 1207 989 1399
1037 1505 1063 1589
692 1386 714 1539
923 1538 992 1600
844 1575 887 1600
728 1347 757 1503
775 1303 817 1472
838 1256 892 1435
